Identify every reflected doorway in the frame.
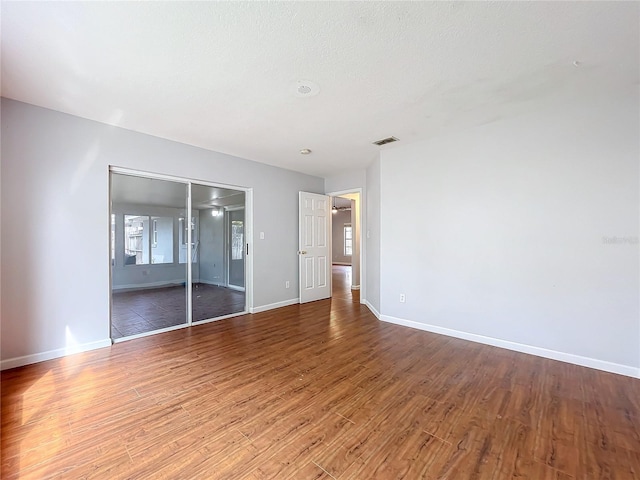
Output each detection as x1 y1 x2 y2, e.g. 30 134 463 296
227 207 245 290
110 174 188 338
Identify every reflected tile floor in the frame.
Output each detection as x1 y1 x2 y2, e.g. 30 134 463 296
111 283 245 338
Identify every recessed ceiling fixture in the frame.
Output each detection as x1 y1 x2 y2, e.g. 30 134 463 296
294 80 320 98
373 136 399 146
300 148 312 155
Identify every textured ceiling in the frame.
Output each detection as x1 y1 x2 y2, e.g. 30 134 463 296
2 2 638 178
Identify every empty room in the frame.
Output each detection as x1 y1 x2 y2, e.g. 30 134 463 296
1 2 638 479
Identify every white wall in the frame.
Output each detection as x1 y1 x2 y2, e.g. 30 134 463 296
380 90 639 375
325 169 366 194
365 157 381 316
0 98 323 367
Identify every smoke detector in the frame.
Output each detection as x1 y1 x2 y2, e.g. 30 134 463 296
294 80 320 98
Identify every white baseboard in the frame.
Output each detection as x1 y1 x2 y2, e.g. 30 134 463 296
1 339 113 371
251 298 299 314
380 315 640 379
227 284 245 292
196 279 220 285
351 285 360 290
112 324 186 343
112 280 186 292
365 301 381 319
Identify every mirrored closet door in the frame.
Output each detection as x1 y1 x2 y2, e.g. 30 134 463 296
191 183 246 323
110 172 248 340
110 173 189 339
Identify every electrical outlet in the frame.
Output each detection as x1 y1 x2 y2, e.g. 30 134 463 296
260 232 265 239
285 281 290 288
399 293 406 303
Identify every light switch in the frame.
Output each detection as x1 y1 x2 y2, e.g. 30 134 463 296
259 232 265 239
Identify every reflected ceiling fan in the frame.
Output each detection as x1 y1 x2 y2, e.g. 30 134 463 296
331 197 351 213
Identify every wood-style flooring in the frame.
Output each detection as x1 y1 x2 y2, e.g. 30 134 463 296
2 266 639 479
111 283 245 338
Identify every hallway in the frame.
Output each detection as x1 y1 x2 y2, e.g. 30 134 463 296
331 264 358 303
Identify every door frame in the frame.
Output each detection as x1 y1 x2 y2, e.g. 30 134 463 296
109 166 253 341
326 187 365 304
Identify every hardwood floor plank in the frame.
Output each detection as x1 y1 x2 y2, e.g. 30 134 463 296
2 265 639 479
286 461 335 480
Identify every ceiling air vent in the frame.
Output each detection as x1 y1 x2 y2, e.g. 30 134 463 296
372 136 399 146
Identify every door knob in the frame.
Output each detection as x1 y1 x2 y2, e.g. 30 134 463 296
298 250 307 255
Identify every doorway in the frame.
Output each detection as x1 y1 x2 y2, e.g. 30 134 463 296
109 169 251 340
227 207 245 291
327 189 363 301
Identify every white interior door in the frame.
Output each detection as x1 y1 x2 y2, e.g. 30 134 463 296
299 192 331 303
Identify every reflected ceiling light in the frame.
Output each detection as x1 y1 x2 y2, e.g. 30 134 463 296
211 207 221 217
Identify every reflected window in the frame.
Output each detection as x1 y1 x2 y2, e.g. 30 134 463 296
231 220 244 260
151 216 173 264
124 215 174 265
179 216 198 263
124 215 149 265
